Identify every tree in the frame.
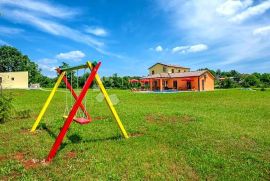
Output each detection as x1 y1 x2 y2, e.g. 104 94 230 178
0 45 42 83
260 73 270 86
58 62 79 88
241 75 260 87
197 68 216 77
220 78 236 88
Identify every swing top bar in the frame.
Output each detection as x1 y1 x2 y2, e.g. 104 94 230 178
58 63 89 72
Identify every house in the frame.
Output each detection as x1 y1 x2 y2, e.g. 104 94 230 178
142 63 215 91
148 63 190 75
0 71 28 89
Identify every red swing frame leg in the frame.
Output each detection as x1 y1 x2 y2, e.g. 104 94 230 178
47 62 101 161
56 68 91 120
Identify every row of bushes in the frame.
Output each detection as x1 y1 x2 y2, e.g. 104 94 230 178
0 94 31 123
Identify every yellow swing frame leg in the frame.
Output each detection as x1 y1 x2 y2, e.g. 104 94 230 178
87 61 129 139
30 71 66 132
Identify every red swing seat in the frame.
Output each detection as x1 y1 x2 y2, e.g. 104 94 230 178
73 117 91 124
63 115 91 125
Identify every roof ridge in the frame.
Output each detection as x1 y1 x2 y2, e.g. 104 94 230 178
148 62 190 69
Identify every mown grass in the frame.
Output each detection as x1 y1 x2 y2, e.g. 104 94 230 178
0 89 269 180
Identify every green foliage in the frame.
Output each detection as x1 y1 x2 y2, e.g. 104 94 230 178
260 73 270 86
39 75 54 88
202 67 270 89
219 78 237 88
0 95 14 123
0 45 42 83
241 75 260 88
16 109 32 119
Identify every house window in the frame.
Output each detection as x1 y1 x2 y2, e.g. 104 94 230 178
11 77 15 81
178 70 181 72
152 70 155 75
163 80 168 88
172 69 174 73
163 66 167 72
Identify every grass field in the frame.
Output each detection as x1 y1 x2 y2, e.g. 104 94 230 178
0 89 270 180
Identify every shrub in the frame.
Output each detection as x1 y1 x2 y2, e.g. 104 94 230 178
16 109 32 119
241 75 260 88
0 95 14 123
219 78 236 88
260 84 266 91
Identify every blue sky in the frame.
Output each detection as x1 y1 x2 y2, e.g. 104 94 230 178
0 0 270 77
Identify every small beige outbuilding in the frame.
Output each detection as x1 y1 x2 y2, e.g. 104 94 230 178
0 71 28 89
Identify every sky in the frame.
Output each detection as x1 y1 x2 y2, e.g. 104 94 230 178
0 0 270 77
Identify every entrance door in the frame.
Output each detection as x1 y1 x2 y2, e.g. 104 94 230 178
173 80 177 89
154 81 158 90
202 80 205 90
187 81 191 90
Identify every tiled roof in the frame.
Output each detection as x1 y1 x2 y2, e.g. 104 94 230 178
142 70 208 79
148 62 190 69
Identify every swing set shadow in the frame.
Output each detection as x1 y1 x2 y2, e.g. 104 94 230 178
40 122 122 152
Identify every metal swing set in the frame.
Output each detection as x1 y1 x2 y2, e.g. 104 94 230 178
30 61 129 161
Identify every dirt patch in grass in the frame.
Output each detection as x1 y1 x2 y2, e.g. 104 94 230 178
93 116 109 121
20 128 40 135
14 152 24 161
130 132 144 137
239 135 257 147
65 151 77 159
169 162 200 180
1 171 22 180
23 159 40 169
0 155 6 162
20 128 30 134
146 114 196 124
13 152 44 170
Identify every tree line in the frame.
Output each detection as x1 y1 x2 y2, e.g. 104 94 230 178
198 68 270 89
1 45 270 89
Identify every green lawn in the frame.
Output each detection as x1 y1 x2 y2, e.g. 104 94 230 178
0 89 270 180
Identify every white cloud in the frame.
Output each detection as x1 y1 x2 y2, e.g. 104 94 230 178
253 25 270 36
172 44 208 53
230 1 270 22
38 64 56 72
155 45 163 52
56 50 85 61
3 10 103 47
85 27 108 37
0 0 125 58
189 44 208 52
37 58 58 64
172 46 188 53
216 0 253 16
158 0 270 66
0 0 78 19
0 26 23 34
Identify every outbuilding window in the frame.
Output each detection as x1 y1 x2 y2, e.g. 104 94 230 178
11 77 15 81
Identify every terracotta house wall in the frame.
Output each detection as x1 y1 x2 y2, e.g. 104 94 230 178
199 72 214 91
147 71 215 91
